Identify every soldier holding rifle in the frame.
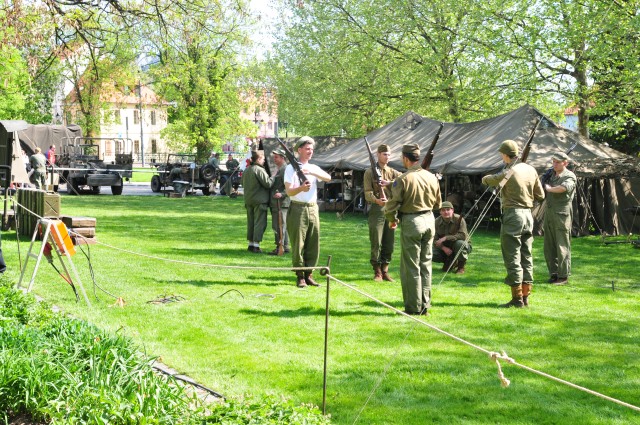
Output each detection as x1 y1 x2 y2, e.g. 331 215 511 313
384 143 441 316
268 148 290 255
284 136 331 288
364 143 401 282
482 140 545 308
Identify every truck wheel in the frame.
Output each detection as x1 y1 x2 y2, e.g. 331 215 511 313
200 164 216 182
202 186 210 196
111 178 124 195
150 175 162 192
219 175 228 195
90 186 101 195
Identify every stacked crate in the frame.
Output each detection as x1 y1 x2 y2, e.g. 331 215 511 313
61 216 97 245
16 188 61 236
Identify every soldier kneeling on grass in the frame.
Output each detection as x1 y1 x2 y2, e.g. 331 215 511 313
432 201 472 274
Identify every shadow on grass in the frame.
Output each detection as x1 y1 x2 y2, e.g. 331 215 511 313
239 305 391 317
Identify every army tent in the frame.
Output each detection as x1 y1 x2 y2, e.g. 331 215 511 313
309 105 640 236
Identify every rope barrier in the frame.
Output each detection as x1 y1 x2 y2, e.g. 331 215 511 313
9 197 640 414
325 274 640 413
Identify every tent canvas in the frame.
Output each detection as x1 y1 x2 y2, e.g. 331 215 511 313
310 105 640 236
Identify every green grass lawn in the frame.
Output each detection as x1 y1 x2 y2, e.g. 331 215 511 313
2 195 639 424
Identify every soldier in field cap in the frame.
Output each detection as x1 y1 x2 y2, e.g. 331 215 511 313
433 201 472 274
268 148 290 255
383 143 441 315
482 140 545 308
364 143 402 282
543 150 576 286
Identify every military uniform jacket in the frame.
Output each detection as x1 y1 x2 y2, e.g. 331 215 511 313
482 163 545 209
269 165 290 209
435 214 468 242
30 153 47 173
384 164 442 222
226 159 239 170
546 168 576 214
364 164 401 203
241 164 271 206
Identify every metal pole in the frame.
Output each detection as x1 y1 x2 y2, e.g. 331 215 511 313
139 81 145 167
322 255 332 416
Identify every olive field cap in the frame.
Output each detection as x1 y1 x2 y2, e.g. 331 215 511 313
377 144 390 153
498 140 519 157
272 148 286 157
402 143 420 156
440 201 454 209
295 136 315 150
552 152 570 161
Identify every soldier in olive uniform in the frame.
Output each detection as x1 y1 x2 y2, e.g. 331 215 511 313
284 136 331 288
29 147 47 190
543 151 576 285
433 201 472 274
226 154 239 171
241 151 272 253
384 143 441 315
364 143 401 281
268 148 290 255
482 140 545 307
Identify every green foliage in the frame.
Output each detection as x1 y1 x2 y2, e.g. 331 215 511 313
202 395 330 424
0 45 29 119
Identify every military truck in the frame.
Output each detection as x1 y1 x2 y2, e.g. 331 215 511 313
150 153 217 195
57 137 133 195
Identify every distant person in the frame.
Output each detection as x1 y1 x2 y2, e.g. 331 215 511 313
45 145 56 166
241 151 272 253
383 143 441 316
482 140 545 308
543 152 576 285
284 136 331 287
363 143 401 281
433 201 471 274
29 147 47 190
226 154 239 172
209 152 220 168
269 148 290 255
22 149 31 173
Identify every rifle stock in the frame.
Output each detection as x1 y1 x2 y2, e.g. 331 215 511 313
421 122 444 170
364 136 386 202
277 138 307 184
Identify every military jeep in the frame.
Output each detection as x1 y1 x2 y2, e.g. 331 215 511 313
57 137 133 195
150 153 217 196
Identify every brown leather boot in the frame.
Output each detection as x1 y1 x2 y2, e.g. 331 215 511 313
522 283 532 307
304 272 320 287
442 255 453 272
499 284 524 308
296 272 307 288
381 263 394 282
373 264 383 282
455 258 466 274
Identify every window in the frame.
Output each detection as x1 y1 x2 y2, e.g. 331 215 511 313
114 110 122 125
134 140 140 154
268 121 273 130
151 139 157 154
105 141 113 156
150 110 156 125
134 109 140 125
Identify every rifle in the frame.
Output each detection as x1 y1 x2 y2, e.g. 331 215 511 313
277 138 307 184
421 122 444 170
364 136 386 202
540 141 578 187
